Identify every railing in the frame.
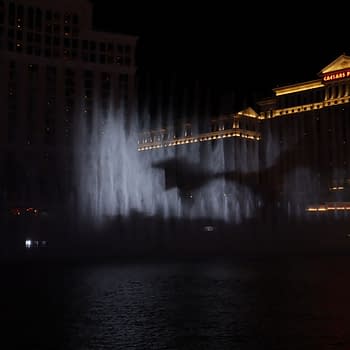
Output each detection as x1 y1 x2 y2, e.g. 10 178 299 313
138 128 261 151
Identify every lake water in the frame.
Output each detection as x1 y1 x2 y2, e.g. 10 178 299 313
1 255 350 349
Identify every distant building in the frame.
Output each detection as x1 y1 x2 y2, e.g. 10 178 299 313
0 0 137 209
257 53 350 217
140 54 350 220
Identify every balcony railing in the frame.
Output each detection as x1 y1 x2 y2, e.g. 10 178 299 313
138 128 261 151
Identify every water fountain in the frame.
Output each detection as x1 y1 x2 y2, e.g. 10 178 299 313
67 91 350 258
74 106 259 235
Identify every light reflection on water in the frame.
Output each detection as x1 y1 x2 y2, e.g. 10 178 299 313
1 256 350 349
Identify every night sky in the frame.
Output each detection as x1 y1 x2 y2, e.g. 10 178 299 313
90 1 350 113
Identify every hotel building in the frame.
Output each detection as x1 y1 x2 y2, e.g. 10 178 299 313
257 53 350 217
139 54 350 220
0 0 137 209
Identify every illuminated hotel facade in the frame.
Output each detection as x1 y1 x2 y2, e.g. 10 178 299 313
257 53 350 216
0 0 137 208
139 54 350 219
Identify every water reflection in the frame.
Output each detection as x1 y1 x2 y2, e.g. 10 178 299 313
1 257 350 349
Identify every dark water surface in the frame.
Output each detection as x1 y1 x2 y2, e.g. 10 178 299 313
1 255 350 349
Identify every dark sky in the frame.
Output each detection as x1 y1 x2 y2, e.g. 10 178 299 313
90 1 350 112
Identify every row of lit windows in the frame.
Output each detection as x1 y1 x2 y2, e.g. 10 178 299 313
3 42 132 63
1 39 133 66
0 2 79 33
7 62 128 85
0 27 132 54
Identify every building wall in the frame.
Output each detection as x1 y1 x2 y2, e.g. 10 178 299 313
258 70 350 219
0 0 137 209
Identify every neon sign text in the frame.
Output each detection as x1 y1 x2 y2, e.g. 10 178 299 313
323 69 350 82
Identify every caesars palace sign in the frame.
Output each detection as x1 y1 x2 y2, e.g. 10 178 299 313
323 68 350 82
